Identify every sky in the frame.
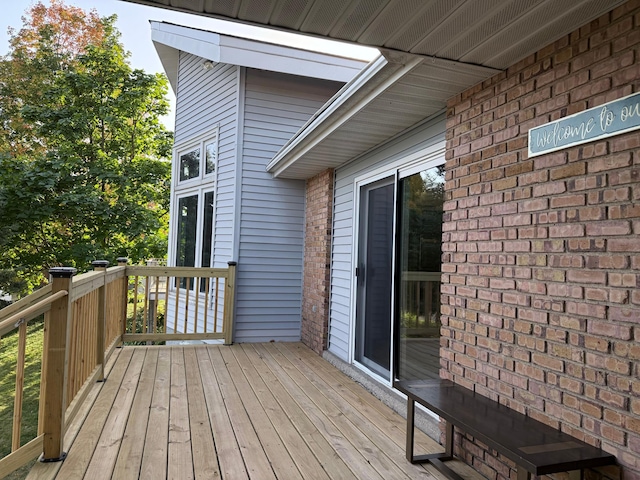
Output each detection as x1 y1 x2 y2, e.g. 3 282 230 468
0 0 378 130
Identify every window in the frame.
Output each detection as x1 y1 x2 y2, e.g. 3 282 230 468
179 148 200 181
175 129 217 186
171 129 218 290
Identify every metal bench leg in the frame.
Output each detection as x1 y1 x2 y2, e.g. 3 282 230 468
444 419 453 456
406 397 416 462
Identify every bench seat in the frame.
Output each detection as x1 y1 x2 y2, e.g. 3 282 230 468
395 379 616 480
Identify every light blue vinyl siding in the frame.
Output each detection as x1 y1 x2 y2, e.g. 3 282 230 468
329 116 447 361
236 68 342 342
174 52 239 270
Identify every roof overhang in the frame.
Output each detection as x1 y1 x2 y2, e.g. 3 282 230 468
151 21 368 93
266 50 499 179
126 0 626 70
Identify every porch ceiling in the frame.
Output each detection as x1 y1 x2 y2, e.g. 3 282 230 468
121 0 626 179
122 0 624 70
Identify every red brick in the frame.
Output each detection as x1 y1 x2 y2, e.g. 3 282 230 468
549 224 585 238
566 269 607 284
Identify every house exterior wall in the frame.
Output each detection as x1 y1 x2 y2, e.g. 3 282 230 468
301 168 334 354
329 118 446 362
235 69 342 342
442 3 640 478
174 52 239 268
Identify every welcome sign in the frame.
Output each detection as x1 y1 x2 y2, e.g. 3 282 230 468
528 92 640 157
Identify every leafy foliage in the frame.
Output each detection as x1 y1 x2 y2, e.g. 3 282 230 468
0 2 173 292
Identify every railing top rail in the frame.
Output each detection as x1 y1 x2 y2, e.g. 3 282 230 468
125 266 230 277
105 265 126 281
0 284 53 323
71 270 105 289
0 289 68 337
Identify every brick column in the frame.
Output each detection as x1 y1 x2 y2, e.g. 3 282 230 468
301 168 334 355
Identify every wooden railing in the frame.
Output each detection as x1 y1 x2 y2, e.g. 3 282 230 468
123 262 237 345
0 260 237 477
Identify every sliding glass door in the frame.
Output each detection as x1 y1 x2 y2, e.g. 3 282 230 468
395 166 445 381
355 177 395 378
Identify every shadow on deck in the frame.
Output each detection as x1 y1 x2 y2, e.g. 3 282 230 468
26 342 483 480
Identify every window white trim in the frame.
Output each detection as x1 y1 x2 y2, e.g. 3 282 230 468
173 127 219 191
169 127 219 269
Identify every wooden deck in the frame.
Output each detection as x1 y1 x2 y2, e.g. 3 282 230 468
27 342 482 480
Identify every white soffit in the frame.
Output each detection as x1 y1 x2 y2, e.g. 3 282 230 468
127 0 626 70
266 51 499 179
150 21 368 92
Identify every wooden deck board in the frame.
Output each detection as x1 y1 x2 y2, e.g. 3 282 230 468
140 348 170 480
183 348 220 480
168 347 194 480
112 348 158 479
27 343 485 480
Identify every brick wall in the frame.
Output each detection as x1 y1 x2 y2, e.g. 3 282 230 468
301 169 334 354
442 1 640 478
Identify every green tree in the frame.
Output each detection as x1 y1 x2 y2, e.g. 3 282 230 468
0 2 172 292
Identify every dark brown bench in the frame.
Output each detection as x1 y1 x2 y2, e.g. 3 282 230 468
395 379 616 480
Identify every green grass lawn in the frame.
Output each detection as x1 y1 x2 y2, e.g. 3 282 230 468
0 318 45 479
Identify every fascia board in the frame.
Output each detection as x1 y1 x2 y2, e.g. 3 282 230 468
151 23 222 63
217 36 366 82
150 21 365 82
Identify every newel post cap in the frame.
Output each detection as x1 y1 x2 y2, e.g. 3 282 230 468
92 260 110 269
49 267 77 278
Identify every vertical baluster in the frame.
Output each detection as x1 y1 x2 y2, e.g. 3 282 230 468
214 278 220 332
194 277 200 334
184 277 191 334
143 276 150 334
203 277 210 333
92 260 108 381
132 276 139 335
174 277 181 333
117 258 128 344
12 320 27 451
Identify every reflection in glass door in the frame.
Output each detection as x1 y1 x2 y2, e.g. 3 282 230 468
355 178 394 379
396 166 445 381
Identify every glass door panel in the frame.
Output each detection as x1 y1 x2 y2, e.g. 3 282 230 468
396 166 445 381
355 178 394 379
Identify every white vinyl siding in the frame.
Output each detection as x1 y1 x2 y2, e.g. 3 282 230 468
236 68 342 342
329 115 447 361
174 53 238 269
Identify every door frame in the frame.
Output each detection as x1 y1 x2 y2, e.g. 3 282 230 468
348 149 445 385
353 174 397 381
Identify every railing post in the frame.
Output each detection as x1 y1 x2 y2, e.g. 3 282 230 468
92 260 109 382
41 267 76 463
223 261 237 346
117 257 128 344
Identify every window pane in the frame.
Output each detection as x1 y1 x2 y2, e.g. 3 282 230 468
180 148 200 181
176 195 198 289
396 166 445 381
205 142 216 175
200 191 214 292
